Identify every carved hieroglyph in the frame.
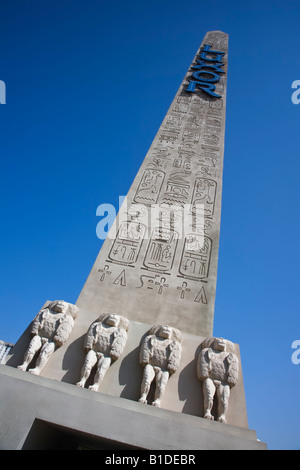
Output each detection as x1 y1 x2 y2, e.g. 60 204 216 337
196 337 239 423
76 31 229 338
17 300 78 375
139 325 182 407
76 313 129 391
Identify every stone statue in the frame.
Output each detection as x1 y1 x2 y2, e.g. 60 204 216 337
139 324 182 408
76 313 129 391
18 300 78 375
196 337 239 423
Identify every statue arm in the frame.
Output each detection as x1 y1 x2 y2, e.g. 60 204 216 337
196 349 210 381
83 323 97 352
167 341 182 374
31 310 46 336
139 335 152 367
226 353 239 386
53 315 74 347
110 328 127 361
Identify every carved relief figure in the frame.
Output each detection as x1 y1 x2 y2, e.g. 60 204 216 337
134 169 165 205
18 300 78 375
159 129 180 144
139 325 182 407
108 221 146 266
179 234 212 280
196 337 239 423
192 178 217 217
144 228 178 273
161 172 191 209
185 114 201 130
165 112 183 129
76 313 129 391
137 274 169 295
182 129 200 146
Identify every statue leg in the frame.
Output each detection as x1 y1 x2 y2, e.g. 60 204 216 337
216 383 230 423
76 350 98 388
17 335 42 371
139 364 155 404
203 377 216 420
29 340 55 375
152 369 169 407
89 355 112 391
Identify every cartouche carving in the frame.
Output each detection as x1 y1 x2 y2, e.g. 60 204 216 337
17 300 78 375
197 337 239 423
76 313 129 391
139 325 182 407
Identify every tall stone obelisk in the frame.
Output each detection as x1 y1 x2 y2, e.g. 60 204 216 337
1 31 267 449
77 30 228 337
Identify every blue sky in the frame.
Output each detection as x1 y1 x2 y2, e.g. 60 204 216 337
1 0 300 450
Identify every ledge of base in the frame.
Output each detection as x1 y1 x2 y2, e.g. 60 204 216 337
0 365 267 450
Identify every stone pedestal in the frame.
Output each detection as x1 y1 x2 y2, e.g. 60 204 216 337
0 365 266 450
3 304 267 449
5 307 247 427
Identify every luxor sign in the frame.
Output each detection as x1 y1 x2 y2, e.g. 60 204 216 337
186 44 225 99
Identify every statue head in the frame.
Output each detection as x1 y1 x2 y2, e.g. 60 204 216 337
200 336 235 353
148 324 182 343
46 300 78 319
96 313 129 331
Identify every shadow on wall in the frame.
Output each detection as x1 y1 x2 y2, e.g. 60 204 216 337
61 334 86 385
119 331 148 401
178 343 204 417
5 324 33 369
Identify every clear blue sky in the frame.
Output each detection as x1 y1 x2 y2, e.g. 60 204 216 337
1 0 299 450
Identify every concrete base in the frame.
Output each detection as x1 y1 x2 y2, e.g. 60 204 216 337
0 365 266 450
5 308 249 429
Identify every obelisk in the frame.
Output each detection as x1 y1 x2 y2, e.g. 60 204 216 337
77 31 228 337
1 31 268 449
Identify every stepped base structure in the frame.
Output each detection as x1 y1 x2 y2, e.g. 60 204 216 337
0 365 266 450
1 31 267 450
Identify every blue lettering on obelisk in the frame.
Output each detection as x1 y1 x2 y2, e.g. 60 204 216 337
186 44 225 98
